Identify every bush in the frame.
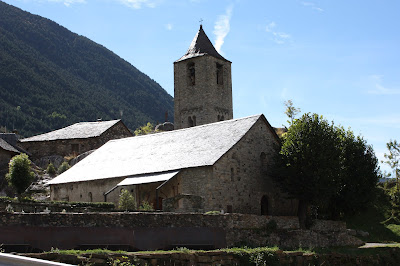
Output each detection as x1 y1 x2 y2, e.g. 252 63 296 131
5 153 35 197
58 162 70 174
139 200 154 211
46 163 57 176
118 189 136 211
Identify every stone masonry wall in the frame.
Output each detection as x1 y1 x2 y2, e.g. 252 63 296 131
0 201 114 213
0 149 15 171
174 56 233 129
0 212 363 249
51 176 125 202
180 117 297 215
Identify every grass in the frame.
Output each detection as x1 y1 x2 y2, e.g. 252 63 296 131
345 185 400 243
47 248 129 255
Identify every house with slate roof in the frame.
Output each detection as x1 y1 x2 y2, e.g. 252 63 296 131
0 138 20 171
47 25 297 215
19 119 132 161
0 137 21 194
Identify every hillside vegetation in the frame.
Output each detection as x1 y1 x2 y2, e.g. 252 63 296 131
0 1 174 137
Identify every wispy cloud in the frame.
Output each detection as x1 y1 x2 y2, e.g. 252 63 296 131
301 1 323 12
165 23 173 31
213 4 233 54
367 75 400 95
117 0 159 9
265 21 291 44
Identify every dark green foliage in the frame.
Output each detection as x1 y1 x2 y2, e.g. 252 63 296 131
0 2 173 137
46 163 56 176
345 183 400 242
272 113 379 223
55 201 115 209
5 153 35 196
328 128 380 218
57 162 70 174
138 200 154 211
118 189 136 211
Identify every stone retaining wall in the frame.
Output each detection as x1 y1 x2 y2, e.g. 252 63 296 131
0 201 114 213
0 212 363 250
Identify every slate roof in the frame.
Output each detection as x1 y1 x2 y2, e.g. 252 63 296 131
20 120 122 142
175 25 229 63
48 115 265 185
0 138 20 153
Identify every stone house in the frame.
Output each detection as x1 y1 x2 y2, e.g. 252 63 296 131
48 114 297 215
0 138 20 171
19 119 132 161
0 137 21 193
47 25 297 215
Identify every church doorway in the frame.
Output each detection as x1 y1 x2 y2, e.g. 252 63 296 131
261 195 269 215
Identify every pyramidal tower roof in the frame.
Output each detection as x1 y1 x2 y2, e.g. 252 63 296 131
175 25 229 63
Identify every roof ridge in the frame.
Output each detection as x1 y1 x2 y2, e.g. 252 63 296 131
111 115 262 143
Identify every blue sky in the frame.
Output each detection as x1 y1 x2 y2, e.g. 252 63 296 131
3 0 399 174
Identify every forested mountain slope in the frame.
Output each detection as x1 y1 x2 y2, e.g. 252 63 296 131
0 1 174 137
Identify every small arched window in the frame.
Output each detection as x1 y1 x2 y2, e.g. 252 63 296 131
187 62 195 86
216 63 223 85
88 192 93 202
192 116 197 126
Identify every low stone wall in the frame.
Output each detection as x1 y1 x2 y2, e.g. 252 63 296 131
0 200 115 213
0 212 363 250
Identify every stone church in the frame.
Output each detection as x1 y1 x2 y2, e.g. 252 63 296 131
48 26 297 216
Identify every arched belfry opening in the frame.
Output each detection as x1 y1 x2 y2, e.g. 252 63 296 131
174 25 233 129
261 195 269 215
187 62 195 86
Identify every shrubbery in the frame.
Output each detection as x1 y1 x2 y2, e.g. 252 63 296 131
46 163 57 176
58 162 70 174
6 153 35 197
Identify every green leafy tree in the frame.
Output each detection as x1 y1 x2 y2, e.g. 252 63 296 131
328 128 379 218
271 113 379 226
134 122 156 136
118 189 136 211
284 100 301 125
272 113 341 227
383 140 400 190
5 153 35 197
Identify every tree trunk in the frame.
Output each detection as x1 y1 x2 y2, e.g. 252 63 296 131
298 199 308 229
